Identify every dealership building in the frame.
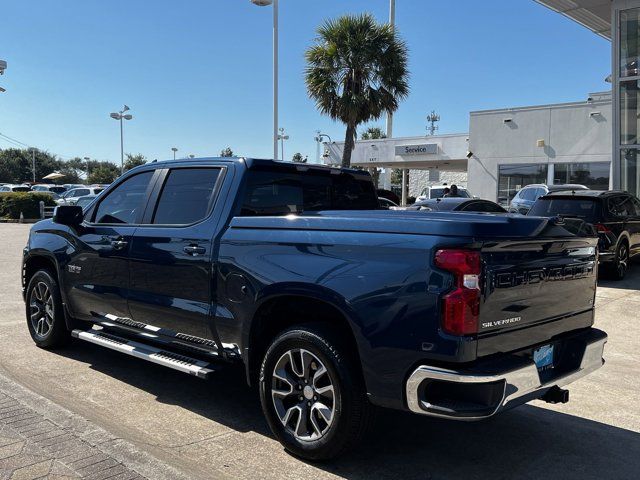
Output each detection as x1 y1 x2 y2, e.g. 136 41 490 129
323 1 640 206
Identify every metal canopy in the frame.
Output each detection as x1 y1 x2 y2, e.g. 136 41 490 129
535 0 612 39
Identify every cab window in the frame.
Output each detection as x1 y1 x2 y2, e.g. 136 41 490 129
93 172 154 224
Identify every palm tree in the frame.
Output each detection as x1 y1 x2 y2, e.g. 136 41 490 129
305 14 409 168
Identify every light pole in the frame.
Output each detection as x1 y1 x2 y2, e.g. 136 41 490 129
30 148 36 183
171 147 178 160
250 0 278 161
277 127 289 161
110 105 133 174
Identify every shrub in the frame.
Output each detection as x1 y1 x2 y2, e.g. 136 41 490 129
0 192 56 220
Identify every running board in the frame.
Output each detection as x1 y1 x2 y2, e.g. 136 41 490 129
71 329 218 379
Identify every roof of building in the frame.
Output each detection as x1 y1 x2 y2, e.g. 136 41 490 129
535 1 612 39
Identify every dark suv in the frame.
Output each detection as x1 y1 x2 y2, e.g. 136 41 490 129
509 184 588 215
528 190 640 279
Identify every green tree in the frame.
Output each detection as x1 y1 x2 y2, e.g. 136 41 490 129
292 152 307 163
360 126 387 140
0 148 61 183
305 14 409 167
87 163 119 184
123 153 147 171
220 147 234 157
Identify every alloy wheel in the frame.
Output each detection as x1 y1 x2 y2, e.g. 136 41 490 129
271 348 335 441
29 281 54 338
617 244 629 278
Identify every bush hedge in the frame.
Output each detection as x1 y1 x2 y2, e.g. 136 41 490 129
0 192 57 220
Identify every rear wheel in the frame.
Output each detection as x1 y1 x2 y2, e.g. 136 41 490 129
25 270 70 348
259 324 374 460
611 242 629 281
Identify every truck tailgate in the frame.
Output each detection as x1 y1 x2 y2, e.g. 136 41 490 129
478 236 598 357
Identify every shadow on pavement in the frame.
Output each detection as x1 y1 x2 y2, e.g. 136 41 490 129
54 342 640 480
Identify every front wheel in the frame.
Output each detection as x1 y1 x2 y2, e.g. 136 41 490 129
259 325 375 460
25 270 70 348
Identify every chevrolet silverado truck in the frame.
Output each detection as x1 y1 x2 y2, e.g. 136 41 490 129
22 158 607 460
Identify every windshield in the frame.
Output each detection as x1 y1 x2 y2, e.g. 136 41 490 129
528 198 601 222
430 187 470 199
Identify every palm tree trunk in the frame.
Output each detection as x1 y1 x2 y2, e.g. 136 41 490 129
341 123 356 168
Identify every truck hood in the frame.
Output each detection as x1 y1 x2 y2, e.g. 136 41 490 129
230 210 591 240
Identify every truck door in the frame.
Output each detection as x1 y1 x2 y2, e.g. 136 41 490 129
127 166 226 340
64 171 156 322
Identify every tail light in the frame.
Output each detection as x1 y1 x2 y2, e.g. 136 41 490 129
434 249 481 336
594 223 611 234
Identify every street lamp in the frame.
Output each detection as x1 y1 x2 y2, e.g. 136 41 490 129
250 0 278 161
0 59 7 93
171 147 178 160
84 157 90 180
277 127 289 161
110 105 133 174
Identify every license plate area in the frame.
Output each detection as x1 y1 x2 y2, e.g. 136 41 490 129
533 344 554 372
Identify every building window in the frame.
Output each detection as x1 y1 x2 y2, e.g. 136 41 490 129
618 7 640 198
553 162 610 190
497 164 548 206
621 149 638 196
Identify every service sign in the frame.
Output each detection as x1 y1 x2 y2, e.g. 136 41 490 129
395 144 438 156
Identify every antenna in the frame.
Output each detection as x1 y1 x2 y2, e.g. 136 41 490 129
426 111 440 136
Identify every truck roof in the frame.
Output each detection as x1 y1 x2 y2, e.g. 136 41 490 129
146 157 370 177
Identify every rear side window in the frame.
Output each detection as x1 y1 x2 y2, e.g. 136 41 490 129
75 189 90 197
608 196 636 217
241 169 378 216
94 172 154 224
152 168 221 225
528 198 600 221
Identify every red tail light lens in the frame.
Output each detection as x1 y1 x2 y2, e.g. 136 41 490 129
435 249 481 336
594 223 611 233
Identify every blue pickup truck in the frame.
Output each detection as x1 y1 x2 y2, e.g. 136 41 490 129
22 158 607 460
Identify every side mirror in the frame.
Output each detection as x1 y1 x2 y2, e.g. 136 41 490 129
53 205 84 227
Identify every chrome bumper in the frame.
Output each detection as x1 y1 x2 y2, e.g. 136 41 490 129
406 332 607 420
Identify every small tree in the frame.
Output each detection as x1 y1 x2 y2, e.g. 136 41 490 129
292 152 307 163
123 153 147 171
220 147 234 157
360 126 387 140
88 163 119 184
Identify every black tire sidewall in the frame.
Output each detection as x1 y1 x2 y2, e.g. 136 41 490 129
25 270 69 348
259 326 363 460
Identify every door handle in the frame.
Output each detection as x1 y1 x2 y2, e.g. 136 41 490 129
110 237 128 250
183 245 206 256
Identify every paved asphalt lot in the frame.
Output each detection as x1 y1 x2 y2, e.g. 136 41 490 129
0 223 639 480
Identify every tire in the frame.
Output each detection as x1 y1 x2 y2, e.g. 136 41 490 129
259 324 375 460
25 270 70 348
611 241 630 281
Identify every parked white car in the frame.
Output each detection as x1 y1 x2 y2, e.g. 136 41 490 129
31 184 67 194
56 186 104 205
0 184 31 192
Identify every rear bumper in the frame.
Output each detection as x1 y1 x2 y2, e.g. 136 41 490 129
405 328 606 420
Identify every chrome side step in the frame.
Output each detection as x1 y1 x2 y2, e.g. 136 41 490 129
71 329 218 379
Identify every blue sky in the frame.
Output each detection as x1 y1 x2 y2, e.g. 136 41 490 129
0 0 610 164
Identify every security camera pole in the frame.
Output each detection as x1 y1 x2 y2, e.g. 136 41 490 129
0 59 7 93
110 105 133 174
